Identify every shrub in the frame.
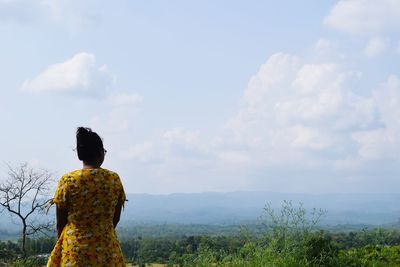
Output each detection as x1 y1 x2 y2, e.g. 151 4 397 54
339 245 400 267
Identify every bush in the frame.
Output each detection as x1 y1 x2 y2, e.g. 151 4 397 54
303 232 338 267
184 201 339 267
339 245 400 267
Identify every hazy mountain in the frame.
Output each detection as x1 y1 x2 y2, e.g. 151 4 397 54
1 191 400 237
120 191 400 226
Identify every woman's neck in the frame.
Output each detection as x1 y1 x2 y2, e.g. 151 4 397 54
82 162 101 169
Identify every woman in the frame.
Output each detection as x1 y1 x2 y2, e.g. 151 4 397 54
47 127 126 267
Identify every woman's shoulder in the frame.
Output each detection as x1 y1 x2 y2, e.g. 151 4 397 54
60 168 120 182
61 169 82 179
56 170 81 186
62 168 118 176
60 169 81 179
99 168 120 178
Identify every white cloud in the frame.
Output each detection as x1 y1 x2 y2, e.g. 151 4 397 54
121 142 160 163
106 93 142 107
21 53 113 94
161 128 206 160
28 158 41 167
216 150 250 166
243 53 301 109
163 128 200 145
90 93 142 134
352 129 396 160
290 125 332 151
292 63 338 95
115 51 400 193
223 53 379 169
313 39 344 62
104 49 400 193
0 0 41 23
0 0 98 30
315 39 334 53
375 75 400 124
40 0 99 31
119 127 225 192
351 76 400 160
122 128 208 164
364 37 387 57
324 0 400 35
91 109 130 134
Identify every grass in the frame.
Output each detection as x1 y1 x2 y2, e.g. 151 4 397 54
128 264 168 267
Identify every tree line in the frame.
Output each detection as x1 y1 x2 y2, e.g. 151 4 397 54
2 227 400 266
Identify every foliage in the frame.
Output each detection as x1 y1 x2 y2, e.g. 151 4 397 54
178 201 338 267
10 256 47 267
1 201 400 266
259 201 328 259
117 223 258 238
117 203 400 266
338 245 400 267
332 227 400 249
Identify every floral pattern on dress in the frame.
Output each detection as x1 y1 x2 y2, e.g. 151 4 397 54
47 168 127 267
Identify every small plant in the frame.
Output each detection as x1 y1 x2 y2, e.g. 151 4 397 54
184 201 336 267
260 201 327 255
11 256 47 267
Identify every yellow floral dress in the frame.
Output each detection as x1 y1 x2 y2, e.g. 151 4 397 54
47 168 127 267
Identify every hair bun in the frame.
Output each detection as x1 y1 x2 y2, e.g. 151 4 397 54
76 127 92 140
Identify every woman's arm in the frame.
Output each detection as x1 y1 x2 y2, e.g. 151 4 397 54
113 198 123 228
56 205 68 238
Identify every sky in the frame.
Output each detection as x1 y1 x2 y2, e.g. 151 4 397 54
1 0 400 194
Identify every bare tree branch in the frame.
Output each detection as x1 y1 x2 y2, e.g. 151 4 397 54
0 163 54 258
26 219 54 237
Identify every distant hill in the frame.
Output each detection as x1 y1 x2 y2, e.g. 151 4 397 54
120 191 400 226
1 191 400 239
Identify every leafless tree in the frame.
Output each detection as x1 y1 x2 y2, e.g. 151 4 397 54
0 163 53 258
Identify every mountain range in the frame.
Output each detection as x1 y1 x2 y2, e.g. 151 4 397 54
119 191 400 226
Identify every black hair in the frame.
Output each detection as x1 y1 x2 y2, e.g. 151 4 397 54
76 127 104 162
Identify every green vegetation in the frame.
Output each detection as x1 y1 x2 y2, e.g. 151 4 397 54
118 202 400 266
2 202 400 266
0 237 53 266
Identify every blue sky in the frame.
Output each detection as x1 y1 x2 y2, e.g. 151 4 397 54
1 0 400 194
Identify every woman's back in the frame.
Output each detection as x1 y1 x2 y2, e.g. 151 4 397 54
61 168 124 228
47 168 126 267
